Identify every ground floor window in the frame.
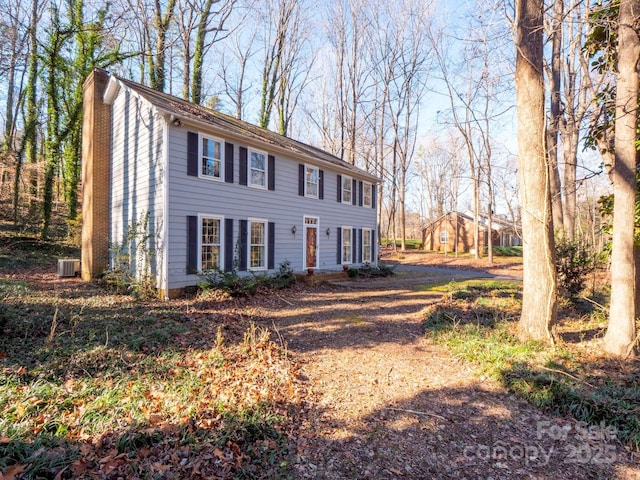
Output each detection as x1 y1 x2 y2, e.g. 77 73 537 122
440 230 449 244
249 219 267 270
342 226 352 264
201 215 222 271
363 228 372 263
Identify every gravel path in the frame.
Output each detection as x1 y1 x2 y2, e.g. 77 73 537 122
267 277 638 479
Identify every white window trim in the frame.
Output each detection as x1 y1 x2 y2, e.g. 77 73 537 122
303 215 320 269
248 148 268 189
248 217 268 271
305 165 319 199
341 175 352 205
440 230 449 244
341 225 353 264
363 182 372 207
198 213 224 272
199 133 224 181
362 228 372 263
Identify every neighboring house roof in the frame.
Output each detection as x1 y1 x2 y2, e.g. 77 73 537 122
423 211 521 232
103 71 379 183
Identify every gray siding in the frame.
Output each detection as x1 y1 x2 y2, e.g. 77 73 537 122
165 125 377 290
110 88 166 289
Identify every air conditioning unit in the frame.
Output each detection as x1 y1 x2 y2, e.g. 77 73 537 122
58 259 80 278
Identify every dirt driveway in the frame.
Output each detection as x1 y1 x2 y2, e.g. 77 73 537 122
264 258 638 479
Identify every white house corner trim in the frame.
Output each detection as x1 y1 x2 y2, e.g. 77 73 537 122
160 117 170 299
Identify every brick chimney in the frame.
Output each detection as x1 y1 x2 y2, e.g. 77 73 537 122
81 69 111 280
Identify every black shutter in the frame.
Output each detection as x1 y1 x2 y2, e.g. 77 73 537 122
352 227 357 262
319 170 324 199
372 185 377 209
268 222 275 269
187 132 198 177
187 215 198 274
298 164 305 196
358 228 363 263
268 154 275 190
352 179 357 205
224 218 234 271
359 181 364 206
239 147 248 185
337 175 342 202
336 227 342 264
239 220 248 271
225 142 234 183
372 230 376 261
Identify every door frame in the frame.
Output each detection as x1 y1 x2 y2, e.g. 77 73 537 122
303 215 319 269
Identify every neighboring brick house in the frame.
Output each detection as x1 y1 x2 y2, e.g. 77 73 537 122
81 69 379 298
422 212 521 254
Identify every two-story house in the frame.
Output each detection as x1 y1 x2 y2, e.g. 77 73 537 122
81 69 379 298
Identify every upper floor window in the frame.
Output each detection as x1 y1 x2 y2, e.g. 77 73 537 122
201 136 223 180
250 149 267 188
305 166 319 198
363 183 372 207
342 175 352 204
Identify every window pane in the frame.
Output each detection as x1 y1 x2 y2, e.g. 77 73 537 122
201 218 221 270
364 184 371 206
342 177 351 203
342 228 352 263
249 221 266 268
251 170 265 186
251 152 265 170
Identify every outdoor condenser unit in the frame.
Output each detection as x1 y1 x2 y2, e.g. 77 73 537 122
57 259 80 278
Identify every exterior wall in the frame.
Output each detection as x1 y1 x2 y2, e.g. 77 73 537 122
109 86 166 290
165 124 377 291
423 214 521 253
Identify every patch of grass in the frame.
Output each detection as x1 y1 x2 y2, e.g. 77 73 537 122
493 246 523 257
382 238 423 249
423 280 640 451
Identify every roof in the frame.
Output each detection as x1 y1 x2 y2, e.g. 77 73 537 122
103 71 379 183
423 211 520 232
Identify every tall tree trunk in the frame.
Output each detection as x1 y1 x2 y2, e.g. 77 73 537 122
604 0 639 357
17 0 40 223
547 0 564 235
191 0 213 105
515 0 557 343
150 0 176 92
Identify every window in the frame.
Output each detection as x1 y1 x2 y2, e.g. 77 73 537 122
342 226 352 264
305 165 319 198
249 219 267 270
249 149 267 188
200 215 222 271
363 183 372 207
440 230 449 244
342 176 352 204
201 136 223 180
363 229 372 263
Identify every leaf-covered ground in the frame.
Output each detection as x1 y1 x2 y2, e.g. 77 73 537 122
1 239 638 479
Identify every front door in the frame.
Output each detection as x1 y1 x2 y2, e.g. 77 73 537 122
304 217 318 269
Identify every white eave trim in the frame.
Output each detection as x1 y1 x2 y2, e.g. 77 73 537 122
103 76 122 104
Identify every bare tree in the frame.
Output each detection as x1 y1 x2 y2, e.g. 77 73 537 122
416 133 465 221
603 0 639 357
515 0 557 343
219 26 256 120
257 0 297 130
